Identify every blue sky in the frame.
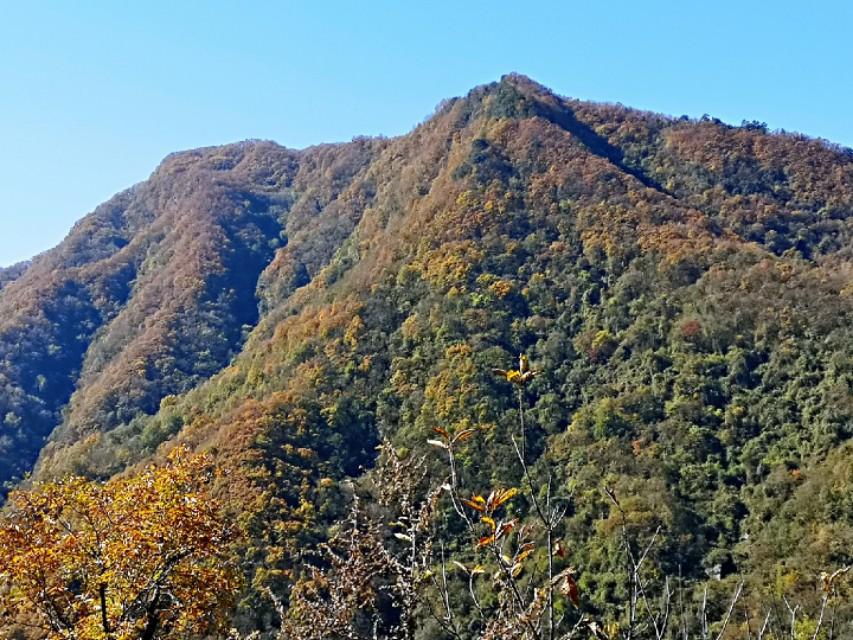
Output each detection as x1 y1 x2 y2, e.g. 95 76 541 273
1 1 851 267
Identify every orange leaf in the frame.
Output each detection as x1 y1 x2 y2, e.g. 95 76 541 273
476 535 495 549
432 427 450 440
497 519 517 538
452 428 477 443
516 543 535 563
558 573 580 607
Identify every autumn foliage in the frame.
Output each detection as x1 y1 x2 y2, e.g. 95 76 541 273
0 448 239 640
0 74 851 636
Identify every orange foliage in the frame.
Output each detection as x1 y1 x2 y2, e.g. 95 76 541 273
0 448 239 640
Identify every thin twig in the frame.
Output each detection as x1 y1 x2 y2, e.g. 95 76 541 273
714 580 744 640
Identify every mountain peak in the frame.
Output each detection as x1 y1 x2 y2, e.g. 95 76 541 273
498 72 555 97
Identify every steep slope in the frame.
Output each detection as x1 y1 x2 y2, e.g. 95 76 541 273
1 75 851 632
0 139 385 488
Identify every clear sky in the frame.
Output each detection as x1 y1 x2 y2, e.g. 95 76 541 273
1 1 851 267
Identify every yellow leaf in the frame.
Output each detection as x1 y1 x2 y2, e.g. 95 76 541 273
462 495 487 512
490 487 519 510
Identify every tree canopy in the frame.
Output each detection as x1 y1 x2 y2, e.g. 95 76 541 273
0 448 239 640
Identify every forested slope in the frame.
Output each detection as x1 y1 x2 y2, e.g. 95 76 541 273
0 75 850 635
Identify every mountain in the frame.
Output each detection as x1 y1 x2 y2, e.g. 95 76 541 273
0 261 30 290
0 74 851 632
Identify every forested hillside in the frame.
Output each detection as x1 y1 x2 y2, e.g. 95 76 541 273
0 74 850 637
0 262 30 291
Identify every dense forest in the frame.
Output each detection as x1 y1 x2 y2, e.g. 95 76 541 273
0 74 850 639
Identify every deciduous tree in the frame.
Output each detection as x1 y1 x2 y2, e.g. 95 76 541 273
0 447 240 640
